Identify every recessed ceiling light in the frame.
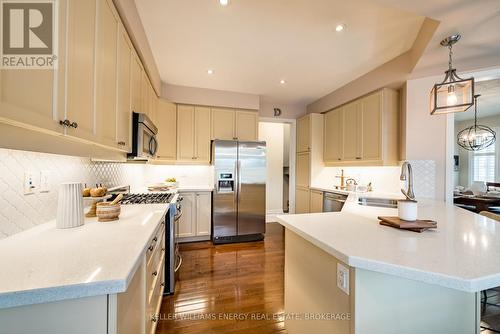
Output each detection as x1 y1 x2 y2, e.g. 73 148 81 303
207 69 214 75
335 24 346 32
280 79 286 84
219 0 229 6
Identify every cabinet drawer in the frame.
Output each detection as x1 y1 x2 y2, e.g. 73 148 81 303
146 222 164 265
148 264 165 334
147 234 164 297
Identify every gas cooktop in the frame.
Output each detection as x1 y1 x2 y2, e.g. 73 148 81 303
120 193 175 205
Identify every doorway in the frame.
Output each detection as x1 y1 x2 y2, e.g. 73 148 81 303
258 118 296 221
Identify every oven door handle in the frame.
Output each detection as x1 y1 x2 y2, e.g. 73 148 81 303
174 252 182 272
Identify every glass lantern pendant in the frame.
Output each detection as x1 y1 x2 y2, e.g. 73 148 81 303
457 94 496 151
430 34 474 115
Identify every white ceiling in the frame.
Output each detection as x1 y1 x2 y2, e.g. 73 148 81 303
376 0 500 77
455 78 500 122
135 0 425 107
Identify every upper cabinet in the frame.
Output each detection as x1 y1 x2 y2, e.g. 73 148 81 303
177 105 211 164
95 0 119 148
297 115 311 153
116 24 132 152
323 88 399 166
211 108 258 141
155 99 177 161
130 52 143 115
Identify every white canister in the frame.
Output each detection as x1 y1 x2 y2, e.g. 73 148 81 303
56 182 85 229
398 200 418 221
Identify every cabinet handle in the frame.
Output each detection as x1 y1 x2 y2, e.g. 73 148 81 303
161 247 165 252
117 141 126 146
192 157 196 159
151 316 158 323
59 119 71 127
338 158 342 161
148 245 154 251
153 237 158 242
356 157 362 160
70 122 78 128
152 271 158 276
160 282 165 287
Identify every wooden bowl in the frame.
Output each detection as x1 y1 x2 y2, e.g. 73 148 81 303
96 202 121 222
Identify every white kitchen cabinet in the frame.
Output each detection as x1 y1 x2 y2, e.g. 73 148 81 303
116 23 132 152
297 114 311 153
177 105 211 164
296 152 311 188
63 0 98 142
295 187 310 214
154 99 177 161
95 0 119 148
179 191 212 242
323 88 399 166
211 108 259 141
310 189 323 213
130 51 143 114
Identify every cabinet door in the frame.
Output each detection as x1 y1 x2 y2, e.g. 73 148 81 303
178 193 195 238
155 99 177 160
130 53 142 114
177 105 195 161
196 193 212 236
296 152 310 188
295 187 310 214
95 0 118 148
141 71 150 117
194 106 211 162
149 86 157 124
211 108 235 140
297 115 310 153
235 110 258 141
324 108 343 162
65 0 97 141
116 25 132 152
361 92 382 161
342 102 361 161
310 190 323 213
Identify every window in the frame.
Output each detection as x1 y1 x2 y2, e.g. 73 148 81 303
470 141 496 183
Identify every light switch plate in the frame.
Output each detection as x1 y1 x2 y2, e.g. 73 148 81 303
24 172 36 195
40 170 50 192
337 263 350 295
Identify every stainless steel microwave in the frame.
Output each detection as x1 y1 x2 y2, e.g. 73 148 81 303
128 112 158 160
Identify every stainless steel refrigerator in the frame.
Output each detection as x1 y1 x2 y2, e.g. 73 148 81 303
212 140 266 244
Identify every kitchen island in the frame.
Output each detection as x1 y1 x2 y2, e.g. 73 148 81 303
277 192 499 334
0 204 169 334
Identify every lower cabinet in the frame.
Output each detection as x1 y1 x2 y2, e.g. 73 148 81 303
295 187 311 214
0 220 166 334
310 190 324 213
178 191 212 242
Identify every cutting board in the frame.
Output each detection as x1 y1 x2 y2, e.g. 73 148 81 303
378 216 437 233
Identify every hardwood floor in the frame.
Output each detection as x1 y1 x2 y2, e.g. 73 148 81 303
157 223 287 334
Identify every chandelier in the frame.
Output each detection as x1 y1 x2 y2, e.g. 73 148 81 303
457 94 496 151
430 34 474 115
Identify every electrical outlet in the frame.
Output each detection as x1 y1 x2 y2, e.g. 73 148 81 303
337 263 350 295
40 171 50 193
24 172 36 195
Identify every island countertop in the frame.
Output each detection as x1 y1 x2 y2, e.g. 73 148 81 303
277 193 500 293
0 204 168 309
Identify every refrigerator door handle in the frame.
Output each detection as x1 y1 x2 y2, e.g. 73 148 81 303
237 160 242 204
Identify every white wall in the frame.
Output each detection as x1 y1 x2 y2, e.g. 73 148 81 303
404 75 448 200
259 122 284 215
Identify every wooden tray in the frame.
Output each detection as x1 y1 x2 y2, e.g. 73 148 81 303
378 216 437 233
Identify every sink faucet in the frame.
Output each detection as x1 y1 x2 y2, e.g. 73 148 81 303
400 161 415 200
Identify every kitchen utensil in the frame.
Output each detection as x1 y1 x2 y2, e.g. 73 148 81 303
110 193 123 205
378 216 437 233
96 202 121 222
398 199 418 221
56 182 85 229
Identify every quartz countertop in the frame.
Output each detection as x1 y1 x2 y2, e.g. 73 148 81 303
0 204 168 309
277 193 500 292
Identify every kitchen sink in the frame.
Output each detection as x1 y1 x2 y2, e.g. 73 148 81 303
358 197 398 209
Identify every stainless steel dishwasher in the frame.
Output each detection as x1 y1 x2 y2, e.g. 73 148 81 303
323 191 348 212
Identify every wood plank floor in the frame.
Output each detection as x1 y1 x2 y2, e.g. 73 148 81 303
157 223 287 334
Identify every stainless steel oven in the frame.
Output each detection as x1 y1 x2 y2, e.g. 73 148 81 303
128 112 158 160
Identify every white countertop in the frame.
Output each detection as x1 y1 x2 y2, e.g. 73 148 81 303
177 185 213 192
0 204 168 309
277 193 500 292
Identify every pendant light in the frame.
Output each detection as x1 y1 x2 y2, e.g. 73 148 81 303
457 94 496 151
430 34 474 115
